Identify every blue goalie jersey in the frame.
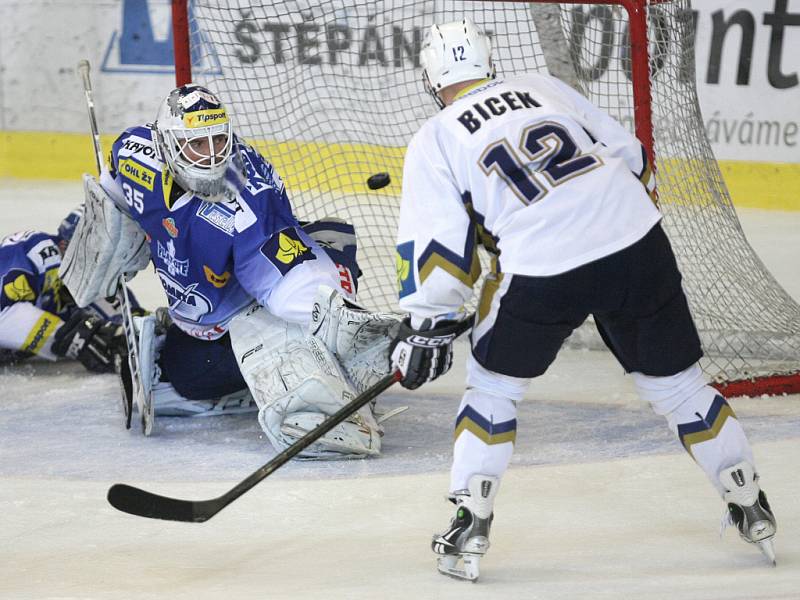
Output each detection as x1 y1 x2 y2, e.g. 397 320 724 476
101 126 348 339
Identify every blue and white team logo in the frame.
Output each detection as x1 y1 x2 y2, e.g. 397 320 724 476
197 202 235 236
157 270 212 322
100 0 221 76
157 239 189 277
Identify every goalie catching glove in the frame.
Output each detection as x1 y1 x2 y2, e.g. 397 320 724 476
52 309 125 373
390 315 468 390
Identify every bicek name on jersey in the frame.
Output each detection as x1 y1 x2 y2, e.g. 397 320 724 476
455 88 542 134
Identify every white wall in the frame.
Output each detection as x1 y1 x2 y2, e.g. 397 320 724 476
1 0 797 162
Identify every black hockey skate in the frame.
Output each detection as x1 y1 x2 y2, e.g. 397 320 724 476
432 475 498 582
719 462 777 565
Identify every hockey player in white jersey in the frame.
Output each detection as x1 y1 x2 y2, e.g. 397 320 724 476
390 18 776 580
62 83 399 457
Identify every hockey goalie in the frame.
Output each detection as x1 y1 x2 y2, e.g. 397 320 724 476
59 83 400 459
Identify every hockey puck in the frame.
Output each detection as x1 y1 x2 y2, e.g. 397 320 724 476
367 172 391 190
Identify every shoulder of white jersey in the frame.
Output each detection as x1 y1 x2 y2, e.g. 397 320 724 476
404 122 439 169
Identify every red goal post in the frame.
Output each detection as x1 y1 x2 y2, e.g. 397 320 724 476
169 0 800 397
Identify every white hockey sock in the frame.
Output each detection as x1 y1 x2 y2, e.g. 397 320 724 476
634 364 755 496
450 388 517 493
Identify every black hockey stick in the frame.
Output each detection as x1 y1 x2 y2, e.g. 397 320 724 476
76 59 147 433
108 370 398 522
107 315 473 522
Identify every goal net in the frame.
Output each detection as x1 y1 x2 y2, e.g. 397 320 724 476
182 0 800 396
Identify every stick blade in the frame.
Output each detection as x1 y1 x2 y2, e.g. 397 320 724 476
107 483 215 523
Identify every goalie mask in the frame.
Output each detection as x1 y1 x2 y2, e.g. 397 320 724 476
154 84 234 201
420 18 495 109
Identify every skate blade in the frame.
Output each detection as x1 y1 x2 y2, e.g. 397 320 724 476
437 554 480 582
375 405 409 425
758 539 777 566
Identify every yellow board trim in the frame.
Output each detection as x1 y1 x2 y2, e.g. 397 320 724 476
1 131 798 210
716 160 800 211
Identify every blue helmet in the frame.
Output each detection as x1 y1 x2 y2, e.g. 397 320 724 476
57 205 84 249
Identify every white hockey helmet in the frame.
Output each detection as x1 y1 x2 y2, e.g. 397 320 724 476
420 17 495 109
154 83 233 201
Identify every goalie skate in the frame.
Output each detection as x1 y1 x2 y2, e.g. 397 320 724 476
719 462 777 566
432 475 498 582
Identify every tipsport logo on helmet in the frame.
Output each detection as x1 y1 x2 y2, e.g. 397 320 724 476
183 108 229 129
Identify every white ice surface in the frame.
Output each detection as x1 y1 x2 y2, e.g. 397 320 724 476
1 180 799 599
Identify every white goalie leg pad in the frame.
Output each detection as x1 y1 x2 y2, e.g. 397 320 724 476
230 305 381 459
309 285 401 393
59 174 150 307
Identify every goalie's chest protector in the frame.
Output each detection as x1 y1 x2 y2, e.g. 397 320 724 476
110 128 264 331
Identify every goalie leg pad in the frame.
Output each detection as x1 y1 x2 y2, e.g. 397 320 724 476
58 174 150 307
310 285 401 393
131 314 255 418
230 305 381 458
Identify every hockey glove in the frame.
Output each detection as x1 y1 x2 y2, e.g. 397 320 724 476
52 309 125 374
390 316 464 390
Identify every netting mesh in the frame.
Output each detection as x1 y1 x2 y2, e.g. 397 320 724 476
187 0 800 387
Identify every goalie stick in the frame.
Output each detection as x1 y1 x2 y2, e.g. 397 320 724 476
107 315 474 523
77 59 151 434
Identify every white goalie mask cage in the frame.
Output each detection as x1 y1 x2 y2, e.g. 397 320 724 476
154 84 234 201
420 17 496 109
